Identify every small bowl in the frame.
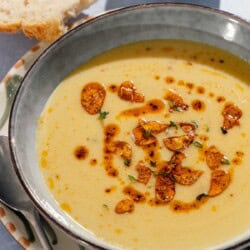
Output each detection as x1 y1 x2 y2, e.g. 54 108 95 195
7 3 250 250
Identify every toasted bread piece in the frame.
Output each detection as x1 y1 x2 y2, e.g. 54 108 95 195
0 0 94 42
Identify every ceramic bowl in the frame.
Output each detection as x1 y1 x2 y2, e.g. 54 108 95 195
7 3 250 250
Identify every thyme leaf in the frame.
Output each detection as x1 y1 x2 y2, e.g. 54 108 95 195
221 156 230 165
98 110 109 120
128 175 137 183
143 129 152 138
169 121 178 130
191 120 199 128
193 141 203 148
124 159 131 167
102 204 109 209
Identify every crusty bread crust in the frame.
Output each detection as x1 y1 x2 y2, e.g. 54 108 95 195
0 22 21 33
22 19 63 42
0 19 63 42
0 0 95 42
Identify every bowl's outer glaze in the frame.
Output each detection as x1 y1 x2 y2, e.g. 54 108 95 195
8 4 250 250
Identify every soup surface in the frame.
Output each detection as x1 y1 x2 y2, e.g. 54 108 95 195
37 40 250 250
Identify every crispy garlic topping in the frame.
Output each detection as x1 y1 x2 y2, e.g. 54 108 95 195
155 174 175 203
221 103 242 133
165 89 189 112
136 161 152 185
97 82 242 214
139 119 169 134
108 141 132 161
157 161 175 175
208 170 230 197
118 81 144 103
163 122 196 152
179 122 196 136
163 135 193 151
173 167 203 186
205 146 224 170
170 152 203 186
169 151 186 167
81 82 106 114
133 119 171 146
115 199 134 214
123 186 146 203
132 125 157 146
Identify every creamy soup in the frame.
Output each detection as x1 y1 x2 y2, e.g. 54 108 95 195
37 40 250 250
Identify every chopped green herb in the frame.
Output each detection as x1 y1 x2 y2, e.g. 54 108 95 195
150 160 156 167
102 204 109 209
206 126 210 132
124 159 131 167
143 129 152 138
168 100 174 108
147 185 152 189
169 121 178 130
175 106 183 112
128 175 137 183
193 141 203 148
191 120 199 128
220 127 228 134
221 156 230 165
168 101 183 112
98 110 109 120
196 193 207 201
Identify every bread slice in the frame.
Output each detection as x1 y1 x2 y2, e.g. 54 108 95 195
0 0 95 42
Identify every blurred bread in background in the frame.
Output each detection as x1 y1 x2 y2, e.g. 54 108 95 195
0 0 95 42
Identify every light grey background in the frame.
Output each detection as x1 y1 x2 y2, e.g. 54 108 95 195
0 0 249 249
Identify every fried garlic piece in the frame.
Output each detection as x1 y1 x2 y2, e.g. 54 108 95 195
81 82 106 114
165 89 189 112
115 199 134 214
222 103 242 132
132 125 157 146
118 81 144 103
139 119 169 134
157 161 175 175
208 170 230 197
123 185 146 203
155 174 175 203
205 145 224 170
179 122 196 136
163 135 193 151
108 141 132 160
136 161 152 185
173 167 203 185
169 151 186 166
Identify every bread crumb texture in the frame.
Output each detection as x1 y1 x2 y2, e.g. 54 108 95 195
0 0 94 42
